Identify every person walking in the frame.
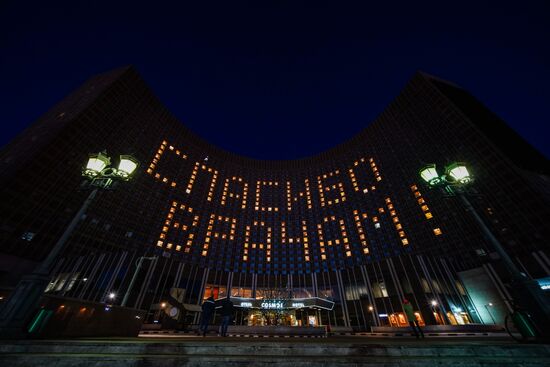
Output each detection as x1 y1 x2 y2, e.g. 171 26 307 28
199 296 216 336
403 298 424 339
219 296 234 337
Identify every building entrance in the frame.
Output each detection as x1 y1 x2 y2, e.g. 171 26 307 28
232 297 332 327
246 309 320 326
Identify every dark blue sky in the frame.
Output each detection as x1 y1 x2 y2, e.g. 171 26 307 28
1 1 549 160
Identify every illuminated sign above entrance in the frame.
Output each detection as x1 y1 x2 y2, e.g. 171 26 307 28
261 301 284 309
232 297 334 311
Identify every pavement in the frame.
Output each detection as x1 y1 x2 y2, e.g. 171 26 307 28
1 335 549 366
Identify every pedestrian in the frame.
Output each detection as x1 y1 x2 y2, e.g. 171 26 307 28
219 296 234 337
403 298 424 339
199 296 216 336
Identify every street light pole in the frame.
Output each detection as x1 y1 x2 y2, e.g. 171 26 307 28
455 190 522 276
35 189 98 275
419 162 550 339
0 152 139 339
484 303 496 324
121 256 157 307
0 189 99 338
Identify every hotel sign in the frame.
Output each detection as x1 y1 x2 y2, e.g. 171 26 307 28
261 301 284 309
232 297 334 311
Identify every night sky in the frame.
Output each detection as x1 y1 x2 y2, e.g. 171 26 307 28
1 1 549 160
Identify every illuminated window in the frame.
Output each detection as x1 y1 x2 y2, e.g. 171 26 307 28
433 228 443 236
370 158 383 181
317 172 347 207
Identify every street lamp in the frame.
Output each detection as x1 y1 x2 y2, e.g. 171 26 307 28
83 152 139 187
419 162 472 191
419 162 550 338
0 152 139 338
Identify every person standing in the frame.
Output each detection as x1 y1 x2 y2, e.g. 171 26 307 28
199 296 216 336
219 296 234 337
403 298 424 339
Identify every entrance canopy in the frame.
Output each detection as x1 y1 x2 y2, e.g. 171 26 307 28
229 297 334 311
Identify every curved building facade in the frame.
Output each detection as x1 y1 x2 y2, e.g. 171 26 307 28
0 67 549 330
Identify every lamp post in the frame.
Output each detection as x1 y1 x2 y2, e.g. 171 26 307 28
419 162 550 338
121 256 157 307
0 152 139 339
